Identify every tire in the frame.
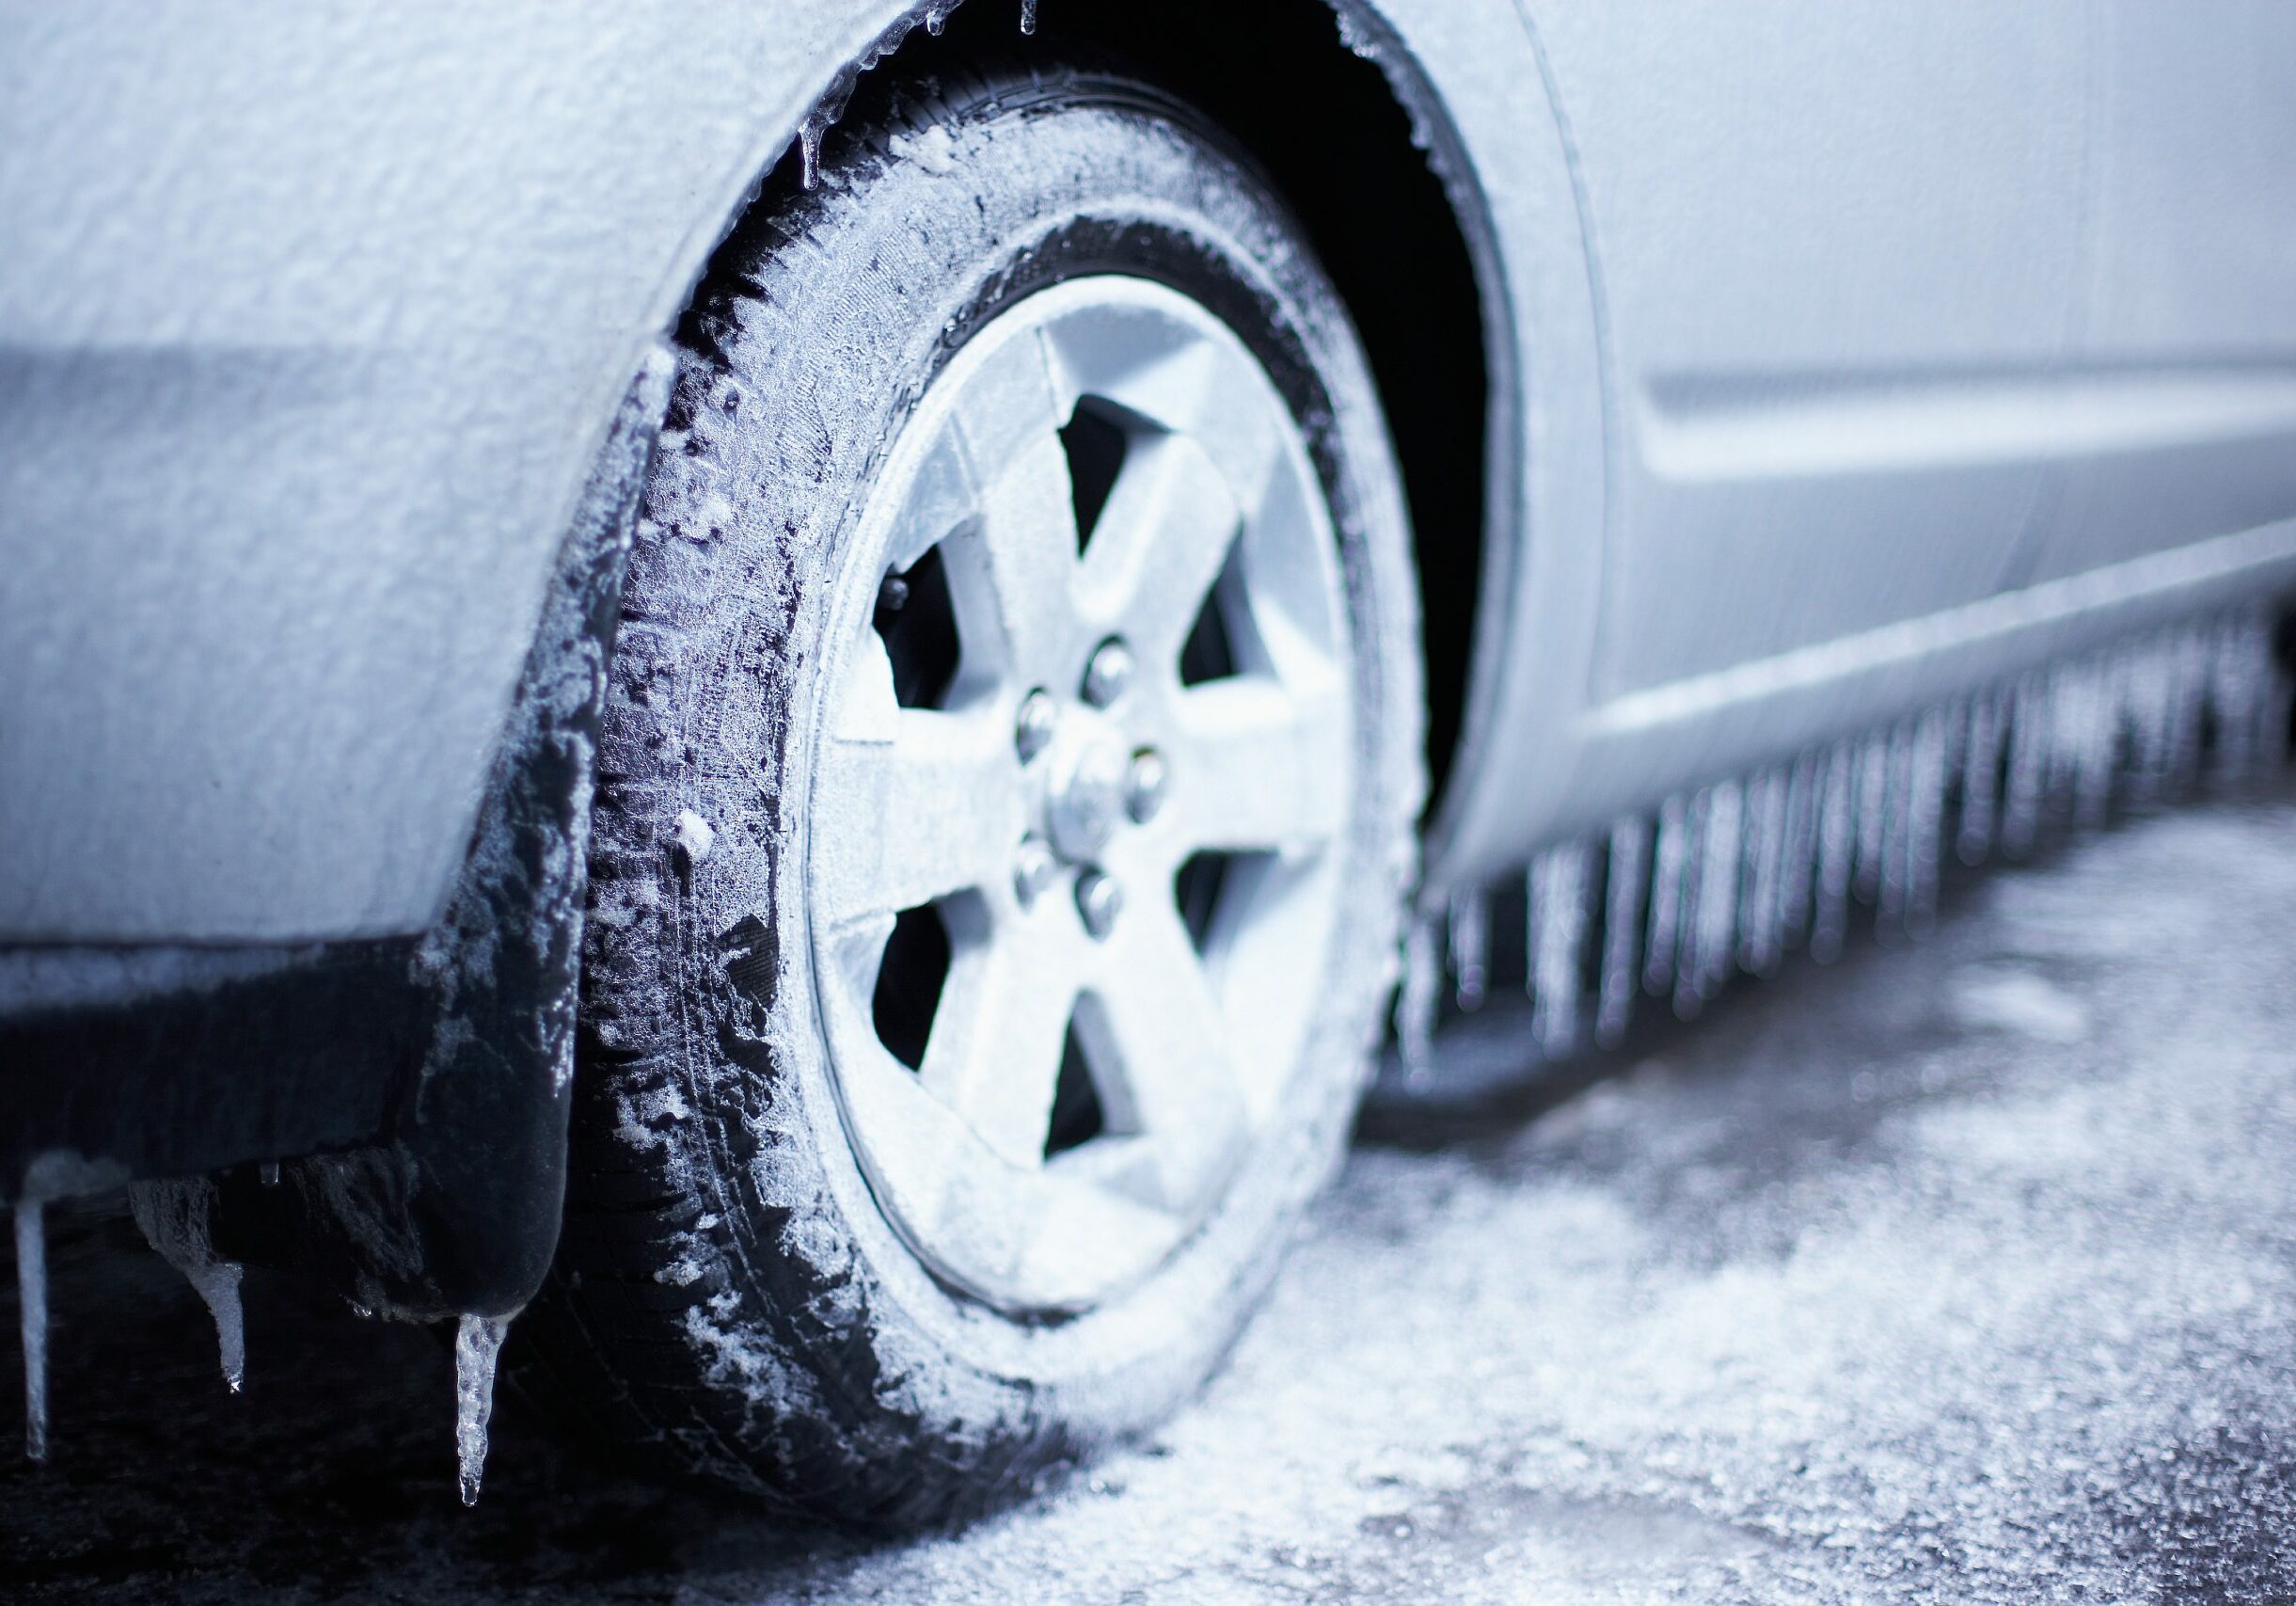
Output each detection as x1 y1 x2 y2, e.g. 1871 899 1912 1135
525 60 1424 1527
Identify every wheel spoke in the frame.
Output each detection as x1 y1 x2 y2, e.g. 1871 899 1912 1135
814 708 1024 928
1074 433 1245 659
946 333 1079 676
1042 310 1286 523
1164 676 1349 856
1079 898 1246 1205
919 926 1078 1169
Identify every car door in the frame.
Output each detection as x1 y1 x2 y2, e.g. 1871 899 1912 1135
1525 2 2094 702
2012 1 2296 591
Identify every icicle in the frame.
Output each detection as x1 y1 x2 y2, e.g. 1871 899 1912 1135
2117 636 2147 788
1686 780 1742 1010
130 1180 245 1393
1447 888 1489 1011
1908 709 1947 933
2115 636 2145 786
454 1313 512 1507
2163 625 2198 779
2259 616 2295 771
2003 674 2049 857
1669 791 1705 1017
2209 611 2274 786
2148 628 2192 803
1780 750 1820 949
1877 723 1916 933
1529 844 1591 1055
2040 663 2074 807
1957 692 2003 864
2171 621 2211 795
2241 611 2280 772
1670 789 1710 1016
2123 634 2167 807
797 119 824 191
193 1272 243 1391
2046 659 2104 821
1738 769 1787 976
1703 779 1745 992
1596 817 1648 1046
1852 734 1890 905
1813 743 1855 962
2071 659 2117 829
2206 618 2242 784
1397 916 1440 1079
16 1200 46 1462
1520 866 1536 1002
1643 793 1689 996
1019 0 1039 35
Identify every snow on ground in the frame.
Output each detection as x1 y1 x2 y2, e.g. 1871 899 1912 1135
7 792 2295 1602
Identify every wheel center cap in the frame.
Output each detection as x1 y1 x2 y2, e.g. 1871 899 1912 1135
1045 716 1130 863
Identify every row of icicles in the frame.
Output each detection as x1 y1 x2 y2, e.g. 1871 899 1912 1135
15 1176 512 1505
1398 607 2291 1073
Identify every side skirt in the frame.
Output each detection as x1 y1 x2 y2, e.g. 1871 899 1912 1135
1394 607 2294 1089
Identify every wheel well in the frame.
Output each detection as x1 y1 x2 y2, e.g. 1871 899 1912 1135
888 0 1496 818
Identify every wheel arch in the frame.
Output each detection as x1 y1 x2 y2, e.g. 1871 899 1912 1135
644 0 1513 845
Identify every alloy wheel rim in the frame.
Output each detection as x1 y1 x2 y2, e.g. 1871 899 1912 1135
807 276 1354 1312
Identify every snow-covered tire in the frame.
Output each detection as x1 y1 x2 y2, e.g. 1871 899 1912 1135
525 61 1423 1527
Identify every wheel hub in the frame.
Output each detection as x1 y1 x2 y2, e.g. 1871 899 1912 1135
1041 704 1133 866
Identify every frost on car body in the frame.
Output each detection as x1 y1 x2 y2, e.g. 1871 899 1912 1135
2 0 2294 1514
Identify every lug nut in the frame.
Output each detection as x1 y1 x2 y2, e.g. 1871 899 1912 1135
1125 748 1170 823
1013 838 1059 907
1082 639 1134 708
1074 869 1123 939
1014 689 1058 761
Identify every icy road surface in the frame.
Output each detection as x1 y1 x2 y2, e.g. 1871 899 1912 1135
8 791 2296 1602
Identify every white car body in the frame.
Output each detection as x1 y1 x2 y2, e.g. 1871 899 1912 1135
4 0 2294 947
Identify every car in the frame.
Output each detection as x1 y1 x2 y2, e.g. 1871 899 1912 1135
4 0 2292 1525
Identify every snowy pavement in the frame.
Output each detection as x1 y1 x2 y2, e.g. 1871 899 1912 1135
8 790 2296 1603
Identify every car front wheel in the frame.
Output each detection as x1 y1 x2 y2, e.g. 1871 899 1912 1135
528 59 1423 1526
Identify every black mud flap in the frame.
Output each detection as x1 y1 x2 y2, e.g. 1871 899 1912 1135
203 350 679 1321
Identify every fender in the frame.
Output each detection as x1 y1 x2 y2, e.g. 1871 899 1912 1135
3 353 669 1320
0 0 1578 939
206 352 674 1322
